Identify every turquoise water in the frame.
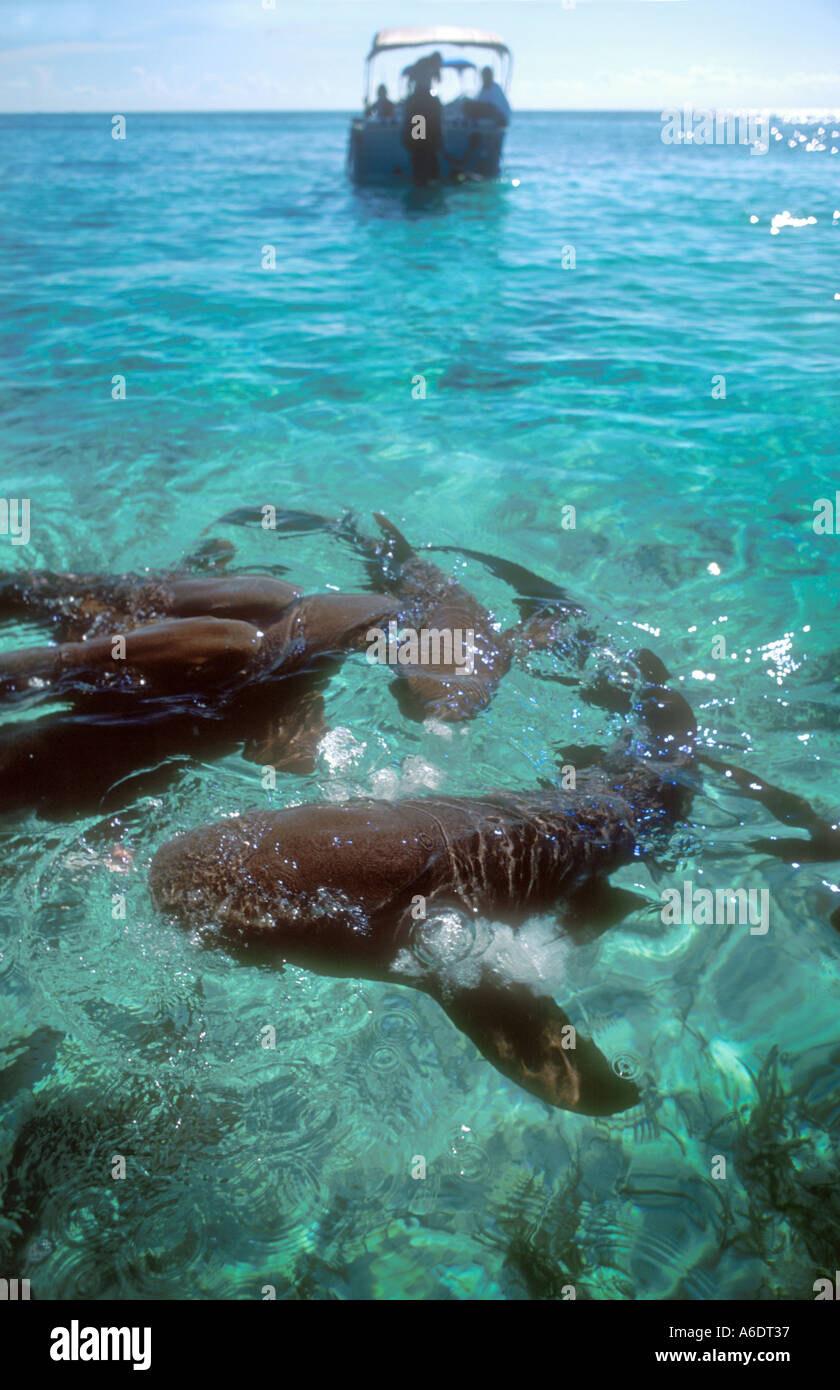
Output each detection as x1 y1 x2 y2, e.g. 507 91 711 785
1 111 839 1299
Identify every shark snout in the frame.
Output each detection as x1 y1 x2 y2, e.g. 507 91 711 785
150 815 266 922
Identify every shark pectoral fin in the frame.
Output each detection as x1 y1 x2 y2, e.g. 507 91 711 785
242 689 328 774
635 647 670 683
436 980 639 1116
182 537 236 572
212 508 339 534
748 833 840 863
562 881 653 943
429 546 584 620
555 743 607 769
699 752 840 861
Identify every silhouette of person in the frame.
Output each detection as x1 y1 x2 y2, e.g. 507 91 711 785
368 83 395 119
401 66 443 186
465 66 511 126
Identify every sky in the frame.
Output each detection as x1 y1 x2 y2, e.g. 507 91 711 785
0 0 838 113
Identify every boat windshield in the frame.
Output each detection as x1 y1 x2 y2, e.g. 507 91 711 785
364 43 510 110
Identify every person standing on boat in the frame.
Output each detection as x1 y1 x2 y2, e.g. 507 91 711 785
465 66 511 126
401 65 443 186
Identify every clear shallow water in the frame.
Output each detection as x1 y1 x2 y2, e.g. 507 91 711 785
1 111 839 1300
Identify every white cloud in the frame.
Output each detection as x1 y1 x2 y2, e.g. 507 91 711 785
0 43 143 62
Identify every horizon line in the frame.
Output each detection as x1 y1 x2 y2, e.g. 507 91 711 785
0 105 818 117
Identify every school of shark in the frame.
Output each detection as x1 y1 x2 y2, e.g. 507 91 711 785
2 511 837 1118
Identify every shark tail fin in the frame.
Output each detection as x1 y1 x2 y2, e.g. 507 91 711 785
432 978 639 1116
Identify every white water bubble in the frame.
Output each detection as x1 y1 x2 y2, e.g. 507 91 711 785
411 908 480 968
319 727 366 771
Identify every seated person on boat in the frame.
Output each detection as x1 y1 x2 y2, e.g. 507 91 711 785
366 83 396 119
463 65 511 126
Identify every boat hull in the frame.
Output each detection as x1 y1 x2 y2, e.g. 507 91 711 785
348 116 506 185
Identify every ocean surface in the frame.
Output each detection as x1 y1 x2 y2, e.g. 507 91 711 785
1 111 839 1300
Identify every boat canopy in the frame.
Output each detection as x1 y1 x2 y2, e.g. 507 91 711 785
368 27 511 60
364 27 512 104
402 56 477 76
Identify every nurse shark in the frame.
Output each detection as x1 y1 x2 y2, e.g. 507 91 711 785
0 514 588 810
150 609 840 1114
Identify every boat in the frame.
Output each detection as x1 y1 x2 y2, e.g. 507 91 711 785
347 26 513 186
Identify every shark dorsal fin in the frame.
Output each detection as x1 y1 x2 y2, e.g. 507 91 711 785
373 513 415 563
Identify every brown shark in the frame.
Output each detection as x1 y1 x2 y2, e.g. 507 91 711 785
0 518 579 807
0 583 402 811
213 508 611 722
149 642 840 1116
0 540 297 641
358 514 515 722
149 741 691 1116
